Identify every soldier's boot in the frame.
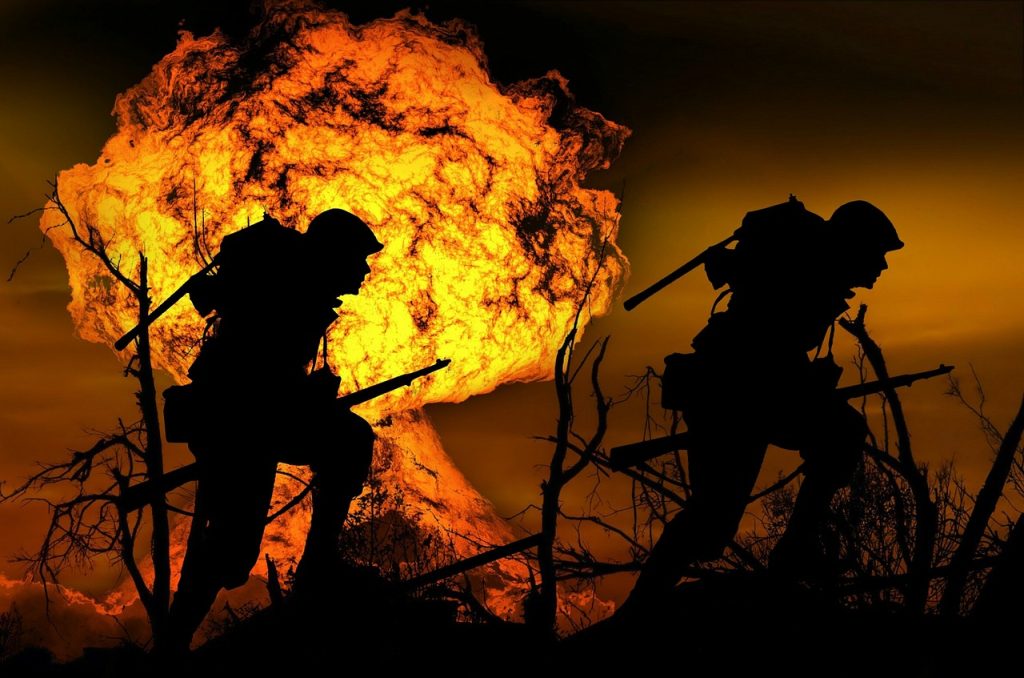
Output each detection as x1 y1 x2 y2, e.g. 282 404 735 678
166 577 221 654
293 420 373 597
292 473 358 596
162 495 239 655
772 430 860 581
617 509 728 617
768 476 836 581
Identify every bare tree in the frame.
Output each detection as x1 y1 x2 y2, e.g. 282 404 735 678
733 308 1022 619
838 305 938 612
1 180 174 651
527 325 611 635
940 375 1024 615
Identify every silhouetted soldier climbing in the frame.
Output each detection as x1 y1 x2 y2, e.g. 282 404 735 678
621 196 903 611
164 209 383 651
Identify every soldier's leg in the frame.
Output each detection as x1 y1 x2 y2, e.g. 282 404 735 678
209 456 279 587
769 402 866 576
166 467 220 652
621 427 767 611
168 453 278 650
294 406 375 589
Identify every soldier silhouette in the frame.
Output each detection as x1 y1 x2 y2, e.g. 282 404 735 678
164 209 383 651
622 196 903 611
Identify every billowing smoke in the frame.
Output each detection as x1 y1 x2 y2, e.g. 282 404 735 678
38 0 628 644
44 1 628 414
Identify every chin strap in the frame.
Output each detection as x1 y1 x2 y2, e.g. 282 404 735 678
710 288 732 317
318 331 331 372
814 321 837 360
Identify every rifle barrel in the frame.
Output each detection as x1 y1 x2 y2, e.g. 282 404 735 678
337 358 451 407
402 533 543 590
837 364 954 401
119 463 199 512
114 259 218 351
121 360 451 506
609 432 690 471
624 235 736 312
608 364 954 471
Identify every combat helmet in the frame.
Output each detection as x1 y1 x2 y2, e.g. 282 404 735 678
305 208 384 256
828 200 903 253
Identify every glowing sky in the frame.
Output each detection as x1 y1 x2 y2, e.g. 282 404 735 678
2 0 1022 615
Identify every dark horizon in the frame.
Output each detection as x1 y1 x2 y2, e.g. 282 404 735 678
1 1 1022 656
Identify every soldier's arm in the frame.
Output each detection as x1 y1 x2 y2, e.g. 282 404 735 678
703 244 736 290
188 270 221 317
808 354 843 391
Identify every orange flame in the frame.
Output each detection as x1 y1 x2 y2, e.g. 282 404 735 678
44 3 628 409
41 0 628 616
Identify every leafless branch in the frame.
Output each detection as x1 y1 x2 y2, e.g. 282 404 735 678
840 304 937 613
941 393 1024 615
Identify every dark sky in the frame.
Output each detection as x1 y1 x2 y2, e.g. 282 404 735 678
1 0 1022 600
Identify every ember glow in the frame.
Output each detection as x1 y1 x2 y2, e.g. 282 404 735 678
40 0 628 613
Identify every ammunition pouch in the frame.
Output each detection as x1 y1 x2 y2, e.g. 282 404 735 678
808 356 843 392
661 352 707 411
163 384 196 443
307 367 342 401
163 368 342 447
703 245 737 291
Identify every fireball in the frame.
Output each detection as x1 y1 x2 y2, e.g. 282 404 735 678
41 0 628 615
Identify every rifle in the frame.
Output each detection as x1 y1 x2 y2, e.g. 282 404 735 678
401 533 543 591
337 359 450 407
114 258 219 351
608 364 954 471
626 196 830 312
833 363 952 400
119 359 451 511
623 234 737 311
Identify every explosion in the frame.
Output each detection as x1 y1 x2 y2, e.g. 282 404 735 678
41 1 628 615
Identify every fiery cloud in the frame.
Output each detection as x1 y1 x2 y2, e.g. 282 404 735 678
43 1 628 413
38 0 628 635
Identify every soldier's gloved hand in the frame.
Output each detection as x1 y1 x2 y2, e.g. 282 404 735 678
334 407 376 448
704 245 736 290
307 368 342 400
188 271 220 317
808 355 843 391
